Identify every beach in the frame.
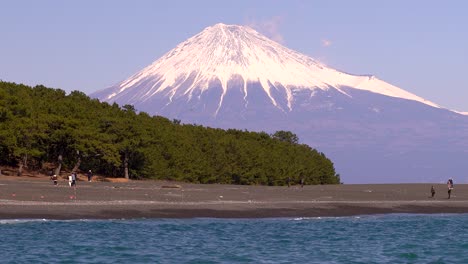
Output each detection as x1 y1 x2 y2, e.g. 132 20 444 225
1 175 467 219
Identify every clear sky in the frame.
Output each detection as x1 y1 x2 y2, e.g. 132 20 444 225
1 0 467 112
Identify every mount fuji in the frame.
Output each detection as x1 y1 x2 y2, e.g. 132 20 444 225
92 23 468 183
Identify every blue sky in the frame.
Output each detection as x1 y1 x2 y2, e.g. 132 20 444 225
1 0 467 112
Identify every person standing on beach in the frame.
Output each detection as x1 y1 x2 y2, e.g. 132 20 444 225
430 185 435 198
72 172 77 186
69 172 77 187
286 177 291 187
87 170 93 182
447 178 454 199
300 177 305 188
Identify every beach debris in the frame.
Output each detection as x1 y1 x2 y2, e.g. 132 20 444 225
11 193 16 197
219 196 223 198
363 189 373 193
162 184 181 189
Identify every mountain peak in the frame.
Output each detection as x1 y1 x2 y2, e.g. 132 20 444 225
95 23 440 113
210 23 243 30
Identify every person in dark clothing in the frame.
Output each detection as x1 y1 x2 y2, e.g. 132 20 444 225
300 177 305 188
430 185 435 198
286 177 291 187
87 170 93 182
71 172 77 187
447 178 454 199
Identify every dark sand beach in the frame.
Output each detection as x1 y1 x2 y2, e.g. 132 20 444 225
1 175 467 219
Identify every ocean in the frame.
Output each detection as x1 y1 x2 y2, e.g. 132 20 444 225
1 214 467 263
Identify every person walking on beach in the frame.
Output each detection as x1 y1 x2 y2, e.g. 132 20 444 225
300 177 305 188
430 185 435 198
51 174 58 186
447 178 454 199
87 170 93 182
286 177 291 187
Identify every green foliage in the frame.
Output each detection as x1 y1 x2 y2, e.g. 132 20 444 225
272 130 299 144
0 81 340 185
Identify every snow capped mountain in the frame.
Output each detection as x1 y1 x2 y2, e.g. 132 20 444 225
92 23 468 183
97 23 441 114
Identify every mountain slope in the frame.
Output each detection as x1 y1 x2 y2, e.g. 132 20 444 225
92 23 468 183
95 23 441 112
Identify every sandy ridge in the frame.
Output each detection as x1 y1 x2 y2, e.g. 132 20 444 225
1 176 467 219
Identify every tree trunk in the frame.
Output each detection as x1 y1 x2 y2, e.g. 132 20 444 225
17 154 28 176
54 154 63 176
23 154 28 169
124 152 129 179
17 163 23 176
72 155 81 173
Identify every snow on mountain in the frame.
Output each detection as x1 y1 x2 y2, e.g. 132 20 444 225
98 23 441 114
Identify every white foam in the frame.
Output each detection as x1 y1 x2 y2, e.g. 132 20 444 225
0 219 48 224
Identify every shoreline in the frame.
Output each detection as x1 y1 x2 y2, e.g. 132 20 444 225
1 176 467 219
2 202 468 220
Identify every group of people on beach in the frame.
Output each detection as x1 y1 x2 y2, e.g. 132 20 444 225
430 177 454 199
50 170 93 186
68 172 77 187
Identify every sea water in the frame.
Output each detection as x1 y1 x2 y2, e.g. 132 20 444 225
1 214 468 263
